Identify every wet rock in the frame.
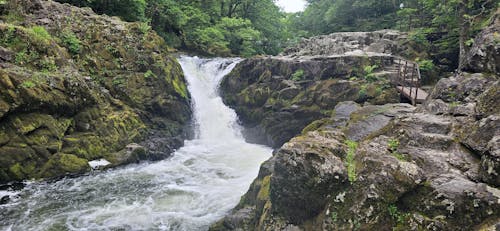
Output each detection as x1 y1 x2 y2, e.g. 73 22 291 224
0 195 9 204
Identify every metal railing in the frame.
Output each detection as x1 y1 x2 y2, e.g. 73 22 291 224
393 56 422 105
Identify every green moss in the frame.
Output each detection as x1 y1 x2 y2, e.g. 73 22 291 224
20 80 36 88
257 175 271 201
9 163 24 180
345 140 358 183
29 26 52 44
172 76 188 98
39 153 90 178
301 118 329 135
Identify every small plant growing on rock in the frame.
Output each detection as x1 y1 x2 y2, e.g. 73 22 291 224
358 84 367 99
388 138 399 151
363 65 378 82
30 26 51 43
144 70 156 79
291 69 305 81
388 138 407 161
20 80 36 88
330 211 338 223
15 49 39 65
387 204 409 227
138 22 151 34
61 30 82 55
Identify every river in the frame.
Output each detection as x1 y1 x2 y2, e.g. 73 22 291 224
0 56 272 231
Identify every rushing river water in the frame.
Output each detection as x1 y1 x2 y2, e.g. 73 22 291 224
0 57 272 231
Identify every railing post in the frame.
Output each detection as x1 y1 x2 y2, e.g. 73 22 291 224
397 58 401 83
403 60 408 93
410 65 416 105
416 63 421 104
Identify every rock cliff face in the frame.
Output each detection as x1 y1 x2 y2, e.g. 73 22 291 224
214 19 499 231
220 30 421 148
281 30 408 58
0 0 191 183
214 76 500 231
220 56 400 147
465 8 500 76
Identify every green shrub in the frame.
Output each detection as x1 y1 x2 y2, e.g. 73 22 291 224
291 69 305 81
363 65 378 82
416 58 435 72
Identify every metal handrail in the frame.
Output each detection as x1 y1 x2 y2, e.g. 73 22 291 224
391 56 422 105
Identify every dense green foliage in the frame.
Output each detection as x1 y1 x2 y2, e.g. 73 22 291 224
55 0 498 63
294 0 499 69
57 0 286 56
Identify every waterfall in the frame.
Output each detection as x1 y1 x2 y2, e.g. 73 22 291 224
0 56 272 231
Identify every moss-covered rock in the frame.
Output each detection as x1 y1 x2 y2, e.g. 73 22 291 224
39 153 90 178
220 56 401 148
0 0 191 183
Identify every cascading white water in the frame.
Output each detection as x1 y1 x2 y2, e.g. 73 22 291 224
0 56 272 231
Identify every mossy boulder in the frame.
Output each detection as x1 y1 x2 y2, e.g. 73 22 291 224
0 0 191 183
39 153 90 178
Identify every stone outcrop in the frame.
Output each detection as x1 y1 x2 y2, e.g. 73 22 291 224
281 30 408 58
220 30 434 148
465 8 500 75
214 24 499 231
0 0 191 183
221 56 402 148
213 73 500 230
